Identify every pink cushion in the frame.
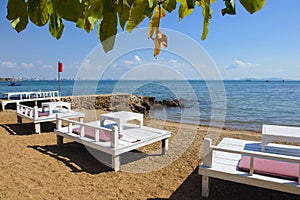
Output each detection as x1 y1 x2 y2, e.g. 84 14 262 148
238 156 299 180
23 111 49 117
38 111 49 117
72 127 122 142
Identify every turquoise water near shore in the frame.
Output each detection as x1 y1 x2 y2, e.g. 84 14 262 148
1 80 300 132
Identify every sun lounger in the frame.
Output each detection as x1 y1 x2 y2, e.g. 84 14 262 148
262 124 300 151
54 114 171 171
16 102 84 133
199 137 300 197
1 90 60 111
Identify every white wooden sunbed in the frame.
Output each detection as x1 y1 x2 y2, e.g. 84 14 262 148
16 103 84 134
1 90 60 111
262 124 300 151
54 116 171 171
199 137 300 197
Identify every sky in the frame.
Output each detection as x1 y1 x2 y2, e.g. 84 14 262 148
0 1 300 80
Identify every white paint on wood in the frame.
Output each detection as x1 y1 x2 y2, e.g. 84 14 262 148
262 124 300 151
199 137 300 197
202 138 213 167
54 114 171 171
16 104 84 133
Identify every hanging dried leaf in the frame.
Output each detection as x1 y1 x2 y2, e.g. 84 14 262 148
157 31 167 48
148 7 166 39
153 38 160 57
152 30 167 57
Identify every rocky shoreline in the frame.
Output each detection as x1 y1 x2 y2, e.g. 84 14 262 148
56 93 181 114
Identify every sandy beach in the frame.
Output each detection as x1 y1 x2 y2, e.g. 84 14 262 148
0 109 298 199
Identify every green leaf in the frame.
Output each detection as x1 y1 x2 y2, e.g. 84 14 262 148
117 3 130 30
53 0 84 22
84 0 103 19
28 0 53 26
49 12 64 39
6 0 28 32
76 17 97 33
76 18 85 29
200 0 212 40
99 12 117 52
221 0 236 16
146 5 155 19
6 0 27 20
148 0 153 8
126 0 149 32
126 0 134 7
239 0 266 14
178 0 193 21
11 13 29 33
86 17 98 32
103 0 116 13
162 0 176 13
186 0 196 9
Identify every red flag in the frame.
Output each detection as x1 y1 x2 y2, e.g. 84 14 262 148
58 62 63 72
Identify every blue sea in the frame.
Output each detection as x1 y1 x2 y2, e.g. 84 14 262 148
1 80 300 132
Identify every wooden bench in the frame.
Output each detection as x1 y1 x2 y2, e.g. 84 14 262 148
199 137 300 197
262 124 300 151
54 115 171 171
16 104 84 133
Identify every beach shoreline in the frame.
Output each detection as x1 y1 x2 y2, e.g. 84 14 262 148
0 110 298 199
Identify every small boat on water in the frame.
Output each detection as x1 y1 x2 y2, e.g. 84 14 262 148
8 82 21 86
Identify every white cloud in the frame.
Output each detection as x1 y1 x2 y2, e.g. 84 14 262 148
82 59 90 68
40 65 53 69
134 55 142 62
122 55 143 65
21 63 34 68
226 59 257 70
122 60 134 65
1 61 17 68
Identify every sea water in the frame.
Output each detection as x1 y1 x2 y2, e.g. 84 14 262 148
1 80 300 131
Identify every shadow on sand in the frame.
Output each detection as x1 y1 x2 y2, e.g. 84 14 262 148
147 167 299 200
28 142 150 174
1 122 55 135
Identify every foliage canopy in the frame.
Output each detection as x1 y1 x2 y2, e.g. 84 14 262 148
6 0 266 56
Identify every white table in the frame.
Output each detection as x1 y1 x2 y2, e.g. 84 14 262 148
262 124 300 151
100 111 143 132
42 102 71 114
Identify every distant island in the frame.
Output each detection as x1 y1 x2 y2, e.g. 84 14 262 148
240 78 287 82
0 78 15 82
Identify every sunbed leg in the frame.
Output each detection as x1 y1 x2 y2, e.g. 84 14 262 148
35 123 41 134
112 155 120 172
79 117 84 123
162 139 169 155
202 175 210 197
57 135 64 146
17 116 22 124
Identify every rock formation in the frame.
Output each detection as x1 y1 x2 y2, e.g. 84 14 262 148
57 94 181 114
